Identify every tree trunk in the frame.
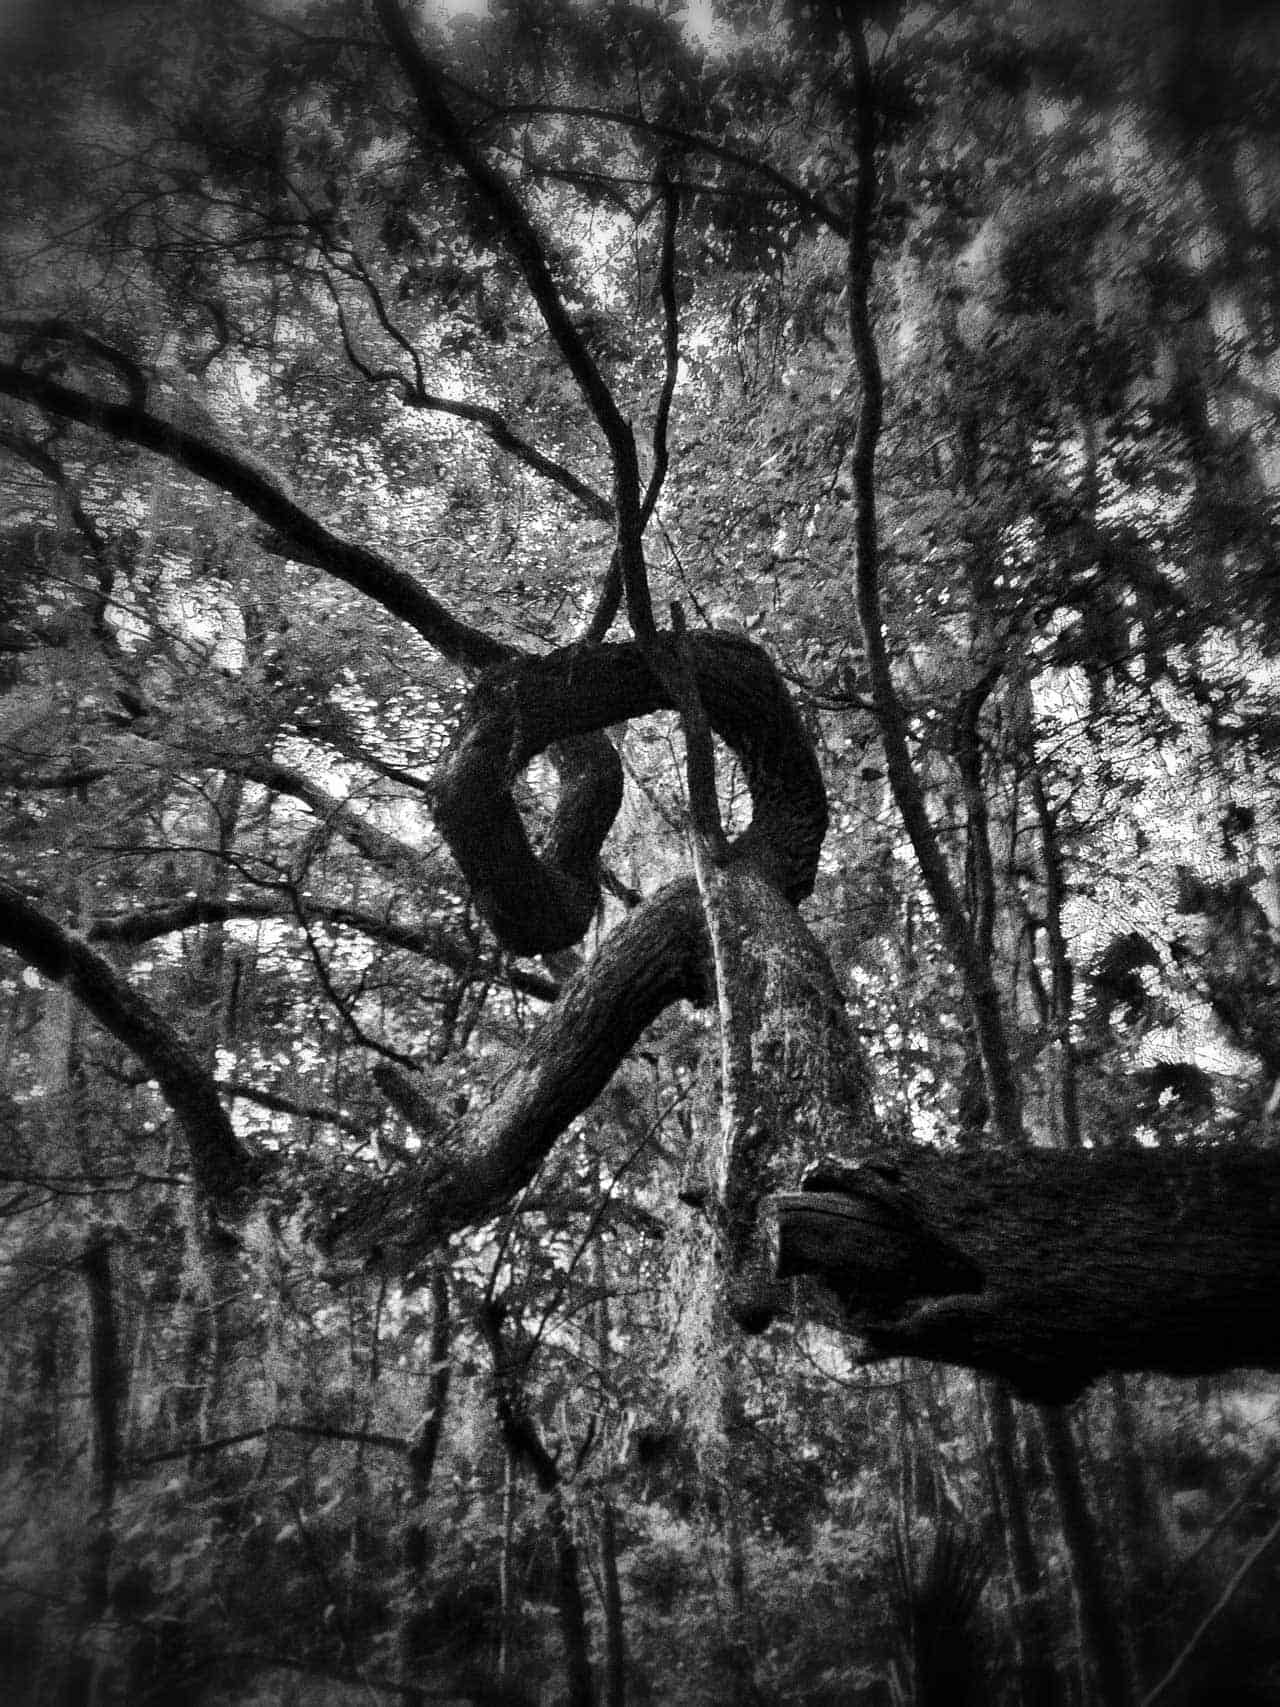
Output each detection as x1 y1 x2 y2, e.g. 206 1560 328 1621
983 1382 1063 1707
404 1263 452 1570
401 1263 453 1698
498 1443 518 1688
546 1482 595 1707
591 1236 626 1707
598 1496 625 1707
1108 1375 1163 1690
482 1307 594 1707
1039 1406 1133 1707
62 1227 123 1707
1029 763 1083 1150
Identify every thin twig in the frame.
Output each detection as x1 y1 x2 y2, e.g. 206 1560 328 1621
1140 1508 1280 1706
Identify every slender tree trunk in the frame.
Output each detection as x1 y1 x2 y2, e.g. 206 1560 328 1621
547 1482 595 1707
1039 1406 1133 1707
700 1376 761 1705
62 1227 123 1707
1109 1375 1161 1690
598 1496 626 1707
1029 762 1082 1149
984 1382 1063 1707
592 1238 626 1707
404 1264 452 1571
497 1443 518 1688
401 1264 452 1700
482 1306 594 1707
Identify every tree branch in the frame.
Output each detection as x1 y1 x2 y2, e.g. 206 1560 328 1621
433 633 826 956
840 12 1023 1144
313 255 612 518
88 896 559 1003
225 753 433 877
325 878 711 1260
0 349 507 672
371 0 653 638
0 881 260 1206
774 1146 1280 1402
474 98 850 236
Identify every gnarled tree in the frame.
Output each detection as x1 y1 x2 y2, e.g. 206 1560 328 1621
2 0 1280 1416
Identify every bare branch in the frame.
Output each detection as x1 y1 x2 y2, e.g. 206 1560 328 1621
469 98 850 236
639 162 681 531
0 350 508 672
88 895 559 1003
132 1420 410 1467
398 388 612 520
0 880 260 1206
371 0 653 637
219 1080 368 1136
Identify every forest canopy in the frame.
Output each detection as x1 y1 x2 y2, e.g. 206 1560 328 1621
2 1 1280 1703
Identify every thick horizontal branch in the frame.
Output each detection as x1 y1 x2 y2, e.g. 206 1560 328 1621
773 1146 1280 1403
0 881 260 1206
436 632 828 955
324 878 710 1262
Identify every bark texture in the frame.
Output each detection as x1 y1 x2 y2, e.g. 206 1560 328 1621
774 1146 1280 1402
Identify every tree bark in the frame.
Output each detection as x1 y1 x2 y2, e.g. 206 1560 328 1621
431 633 826 956
400 1265 453 1701
773 1145 1280 1401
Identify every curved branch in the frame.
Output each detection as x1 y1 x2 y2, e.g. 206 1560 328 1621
228 754 434 876
434 632 827 955
470 99 849 236
324 878 710 1260
330 633 837 1263
400 386 613 520
0 354 507 672
372 0 635 474
0 881 260 1206
313 256 612 518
